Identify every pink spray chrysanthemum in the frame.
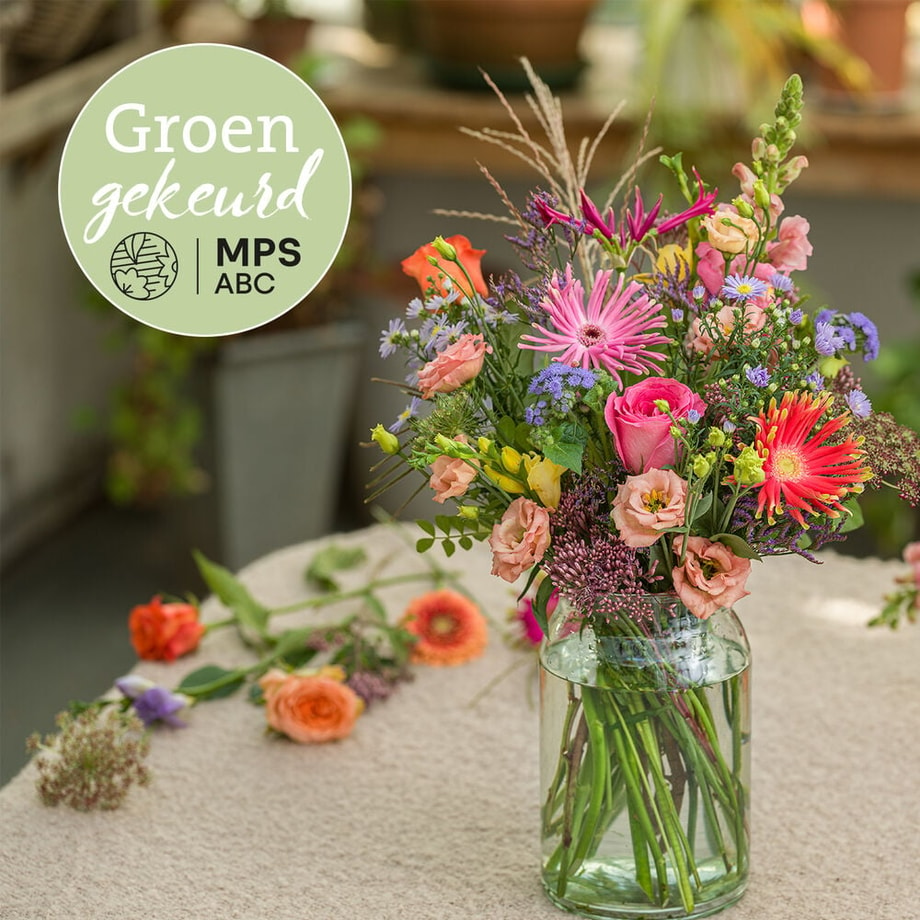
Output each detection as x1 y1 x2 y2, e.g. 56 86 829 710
519 267 669 388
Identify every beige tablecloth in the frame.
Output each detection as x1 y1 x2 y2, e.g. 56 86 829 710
2 525 918 920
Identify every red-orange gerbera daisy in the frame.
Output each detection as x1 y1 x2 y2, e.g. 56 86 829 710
400 589 488 666
751 390 871 527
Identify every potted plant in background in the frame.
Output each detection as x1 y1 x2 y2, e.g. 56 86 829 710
83 92 381 569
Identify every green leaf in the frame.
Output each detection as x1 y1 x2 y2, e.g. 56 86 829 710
435 514 455 535
193 550 271 645
543 440 584 475
710 533 762 561
416 537 434 553
837 498 865 534
442 538 456 557
496 416 517 446
531 575 556 638
305 544 367 592
177 665 245 701
416 518 436 537
458 535 473 551
689 491 714 523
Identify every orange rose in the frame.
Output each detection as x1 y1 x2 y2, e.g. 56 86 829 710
128 596 205 661
400 589 488 666
400 234 488 299
259 668 364 743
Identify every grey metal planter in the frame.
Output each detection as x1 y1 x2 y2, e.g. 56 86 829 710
212 320 364 569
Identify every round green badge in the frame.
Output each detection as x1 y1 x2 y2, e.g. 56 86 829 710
59 44 351 336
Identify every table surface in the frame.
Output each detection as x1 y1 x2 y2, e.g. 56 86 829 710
2 525 918 920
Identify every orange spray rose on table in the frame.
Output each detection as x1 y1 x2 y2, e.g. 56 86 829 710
129 597 205 661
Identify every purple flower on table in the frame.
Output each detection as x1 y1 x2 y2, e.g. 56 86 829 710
115 676 189 728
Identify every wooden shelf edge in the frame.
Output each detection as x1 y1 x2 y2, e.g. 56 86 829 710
0 30 168 162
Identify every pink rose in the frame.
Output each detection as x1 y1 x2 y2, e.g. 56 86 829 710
672 535 751 620
604 378 706 474
489 497 551 583
688 301 768 357
417 333 492 399
766 215 812 272
429 435 478 503
612 469 688 548
903 541 920 590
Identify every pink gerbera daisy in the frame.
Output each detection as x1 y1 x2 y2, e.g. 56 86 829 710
519 266 669 387
751 390 871 527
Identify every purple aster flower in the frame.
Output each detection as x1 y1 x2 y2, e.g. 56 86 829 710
405 297 425 319
686 409 702 424
745 366 771 387
769 272 794 293
692 285 707 302
389 396 422 433
846 389 872 418
722 274 769 302
671 307 684 322
379 318 406 358
722 420 737 434
805 370 825 388
816 308 835 325
788 308 804 325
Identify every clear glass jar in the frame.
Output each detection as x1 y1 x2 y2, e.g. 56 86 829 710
539 594 751 919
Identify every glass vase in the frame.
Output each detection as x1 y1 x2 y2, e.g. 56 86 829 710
539 594 751 919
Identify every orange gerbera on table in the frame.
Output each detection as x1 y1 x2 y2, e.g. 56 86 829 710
400 589 488 666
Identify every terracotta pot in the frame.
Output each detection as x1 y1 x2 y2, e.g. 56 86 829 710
818 0 911 108
412 0 599 91
249 14 314 67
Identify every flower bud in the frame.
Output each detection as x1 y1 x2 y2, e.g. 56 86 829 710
753 179 771 211
370 424 399 455
708 426 727 449
733 197 755 219
456 505 479 520
431 235 458 261
732 445 766 486
692 454 712 478
653 398 671 413
501 445 523 474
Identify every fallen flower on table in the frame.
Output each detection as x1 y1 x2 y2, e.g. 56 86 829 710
871 541 920 629
259 667 364 743
26 708 151 811
25 536 491 807
399 589 488 666
128 596 205 661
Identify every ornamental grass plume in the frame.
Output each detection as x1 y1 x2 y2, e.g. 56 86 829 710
26 708 151 811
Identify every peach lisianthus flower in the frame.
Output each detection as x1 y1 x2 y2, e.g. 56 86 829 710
612 469 688 548
489 496 551 582
400 234 488 299
258 667 364 743
671 536 751 620
429 435 478 503
128 596 205 662
702 208 760 255
417 333 492 399
400 590 488 666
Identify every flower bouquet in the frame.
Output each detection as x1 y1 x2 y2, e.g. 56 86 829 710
368 67 919 919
